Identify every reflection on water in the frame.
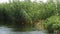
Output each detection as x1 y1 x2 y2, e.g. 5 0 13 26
0 26 46 34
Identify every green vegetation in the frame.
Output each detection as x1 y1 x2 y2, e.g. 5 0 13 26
0 0 60 33
45 16 60 33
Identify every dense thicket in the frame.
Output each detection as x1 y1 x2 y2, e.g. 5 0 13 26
0 0 57 26
0 0 60 32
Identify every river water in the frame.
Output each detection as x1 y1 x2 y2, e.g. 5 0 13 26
0 26 46 34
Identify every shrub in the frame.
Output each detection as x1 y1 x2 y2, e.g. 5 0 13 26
45 15 60 33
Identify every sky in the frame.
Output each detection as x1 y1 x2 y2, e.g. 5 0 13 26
0 0 47 3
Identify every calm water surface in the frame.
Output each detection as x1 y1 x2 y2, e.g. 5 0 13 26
0 26 46 34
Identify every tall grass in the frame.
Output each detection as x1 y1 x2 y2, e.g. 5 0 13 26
0 0 56 25
0 0 60 32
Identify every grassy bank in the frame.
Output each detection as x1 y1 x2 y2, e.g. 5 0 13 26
0 0 60 33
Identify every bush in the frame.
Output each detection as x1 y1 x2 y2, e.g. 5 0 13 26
45 16 60 33
0 0 57 29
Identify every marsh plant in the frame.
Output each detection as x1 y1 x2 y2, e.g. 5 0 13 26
0 0 60 33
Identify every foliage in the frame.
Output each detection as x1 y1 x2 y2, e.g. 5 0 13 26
0 1 56 25
0 0 60 32
45 16 60 33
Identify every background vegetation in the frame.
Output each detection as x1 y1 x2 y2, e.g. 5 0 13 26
0 0 60 33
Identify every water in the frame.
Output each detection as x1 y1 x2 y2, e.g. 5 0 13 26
0 26 46 34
